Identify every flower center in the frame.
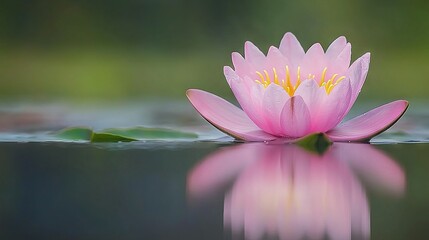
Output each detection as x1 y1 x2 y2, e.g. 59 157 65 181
255 66 345 96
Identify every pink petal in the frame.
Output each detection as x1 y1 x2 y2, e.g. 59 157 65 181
301 43 327 83
224 66 239 86
326 36 347 60
327 100 409 142
244 41 265 65
228 74 268 130
294 79 322 120
345 53 370 113
306 79 352 132
327 43 351 77
266 46 290 76
280 96 311 137
186 89 276 141
231 52 252 77
261 84 290 136
279 32 305 67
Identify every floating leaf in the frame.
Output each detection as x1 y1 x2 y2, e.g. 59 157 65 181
101 126 198 139
54 127 93 141
53 126 198 142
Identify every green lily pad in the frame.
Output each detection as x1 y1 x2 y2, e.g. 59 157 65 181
55 127 93 141
53 126 198 142
101 126 198 139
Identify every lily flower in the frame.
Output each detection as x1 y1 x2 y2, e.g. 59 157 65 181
187 33 409 141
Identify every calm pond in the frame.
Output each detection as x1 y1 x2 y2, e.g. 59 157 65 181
0 100 428 240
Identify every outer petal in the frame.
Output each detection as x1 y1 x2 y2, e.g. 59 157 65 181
186 89 276 141
280 96 311 137
279 32 305 67
346 53 370 113
327 100 409 142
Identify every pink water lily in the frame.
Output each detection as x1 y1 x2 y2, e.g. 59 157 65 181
187 33 409 142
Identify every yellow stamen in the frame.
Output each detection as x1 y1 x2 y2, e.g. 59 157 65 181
327 74 337 86
320 67 328 86
285 66 291 85
273 67 279 84
264 70 271 83
286 77 294 95
334 76 346 85
256 71 265 81
254 65 344 96
327 84 335 94
325 74 338 92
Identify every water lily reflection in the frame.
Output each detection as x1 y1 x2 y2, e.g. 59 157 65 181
188 143 405 240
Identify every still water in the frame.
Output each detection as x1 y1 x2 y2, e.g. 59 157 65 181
0 101 427 239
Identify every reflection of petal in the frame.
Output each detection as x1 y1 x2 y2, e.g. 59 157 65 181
331 143 406 196
187 143 405 240
187 143 262 199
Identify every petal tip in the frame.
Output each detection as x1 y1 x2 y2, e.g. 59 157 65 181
231 52 244 62
186 88 199 99
308 42 324 52
398 100 410 112
400 99 409 106
337 36 347 42
223 65 234 74
363 52 371 61
231 51 241 57
283 32 297 39
244 40 255 49
268 45 278 52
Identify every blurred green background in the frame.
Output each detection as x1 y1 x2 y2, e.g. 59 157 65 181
0 0 428 102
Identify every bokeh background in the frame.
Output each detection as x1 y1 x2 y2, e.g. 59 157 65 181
0 0 428 102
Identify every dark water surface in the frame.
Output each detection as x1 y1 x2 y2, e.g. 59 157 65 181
0 101 427 239
0 142 427 240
